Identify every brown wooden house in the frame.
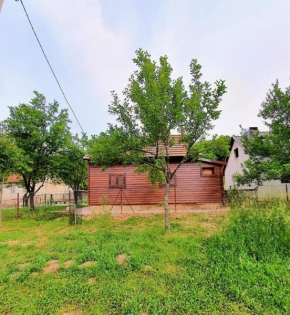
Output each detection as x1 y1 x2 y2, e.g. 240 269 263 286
85 136 226 206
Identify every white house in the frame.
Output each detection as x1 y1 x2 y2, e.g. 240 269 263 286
225 128 289 200
224 134 255 190
0 174 73 207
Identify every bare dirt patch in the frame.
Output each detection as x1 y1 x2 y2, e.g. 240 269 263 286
117 254 128 266
7 240 21 245
88 277 95 284
43 260 60 274
61 309 83 315
36 236 48 248
64 260 74 268
79 261 96 268
18 263 30 270
201 222 217 229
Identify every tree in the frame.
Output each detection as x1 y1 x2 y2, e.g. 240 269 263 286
4 92 70 210
55 133 88 205
192 135 230 161
234 80 290 186
0 134 24 206
89 49 226 231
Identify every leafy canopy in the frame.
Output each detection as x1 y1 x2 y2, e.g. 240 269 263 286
90 49 226 177
89 49 226 231
0 134 24 180
4 91 71 197
234 80 290 185
55 133 88 193
192 135 230 161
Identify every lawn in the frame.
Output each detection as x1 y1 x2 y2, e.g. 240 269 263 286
0 201 289 314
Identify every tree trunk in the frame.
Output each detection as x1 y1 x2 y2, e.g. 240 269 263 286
23 193 29 207
29 192 35 211
74 190 78 206
164 181 171 232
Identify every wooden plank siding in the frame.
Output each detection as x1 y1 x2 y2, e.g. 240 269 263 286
88 162 223 205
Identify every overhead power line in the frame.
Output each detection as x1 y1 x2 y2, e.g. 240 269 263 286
17 0 84 133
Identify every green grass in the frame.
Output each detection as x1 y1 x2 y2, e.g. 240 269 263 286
0 201 289 314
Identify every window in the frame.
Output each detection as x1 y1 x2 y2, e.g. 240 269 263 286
201 167 215 176
234 148 239 158
109 174 126 189
10 185 15 193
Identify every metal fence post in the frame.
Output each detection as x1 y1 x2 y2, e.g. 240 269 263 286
16 193 20 219
73 203 77 225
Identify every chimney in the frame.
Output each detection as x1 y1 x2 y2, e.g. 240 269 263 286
243 127 258 136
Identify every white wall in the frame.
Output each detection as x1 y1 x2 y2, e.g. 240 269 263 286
225 139 288 198
258 181 289 200
225 140 256 190
1 180 72 207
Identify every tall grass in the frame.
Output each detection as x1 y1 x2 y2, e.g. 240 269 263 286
205 200 290 313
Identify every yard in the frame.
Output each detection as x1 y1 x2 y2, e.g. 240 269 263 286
0 201 290 314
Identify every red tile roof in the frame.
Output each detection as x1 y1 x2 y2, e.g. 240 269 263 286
146 135 187 157
84 135 227 165
6 174 22 184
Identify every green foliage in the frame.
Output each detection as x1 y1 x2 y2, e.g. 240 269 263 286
0 202 289 314
89 49 226 230
3 92 70 209
206 201 290 313
0 134 25 180
235 81 290 186
90 50 226 171
55 133 88 203
135 164 166 188
191 134 230 161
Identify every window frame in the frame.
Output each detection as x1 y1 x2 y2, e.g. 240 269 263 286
200 166 218 177
109 174 126 189
10 185 16 193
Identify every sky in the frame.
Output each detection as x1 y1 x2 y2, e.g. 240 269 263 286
1 0 290 137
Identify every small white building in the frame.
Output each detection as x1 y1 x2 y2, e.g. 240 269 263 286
225 134 255 190
0 174 72 207
225 128 289 200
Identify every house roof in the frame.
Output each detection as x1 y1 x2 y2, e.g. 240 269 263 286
145 135 186 157
84 134 227 166
229 131 268 151
83 135 187 160
198 158 227 166
229 135 243 151
6 174 21 184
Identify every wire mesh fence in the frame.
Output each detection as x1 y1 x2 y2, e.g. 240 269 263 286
0 191 87 226
0 191 87 208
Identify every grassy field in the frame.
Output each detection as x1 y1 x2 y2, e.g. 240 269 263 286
0 201 289 314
